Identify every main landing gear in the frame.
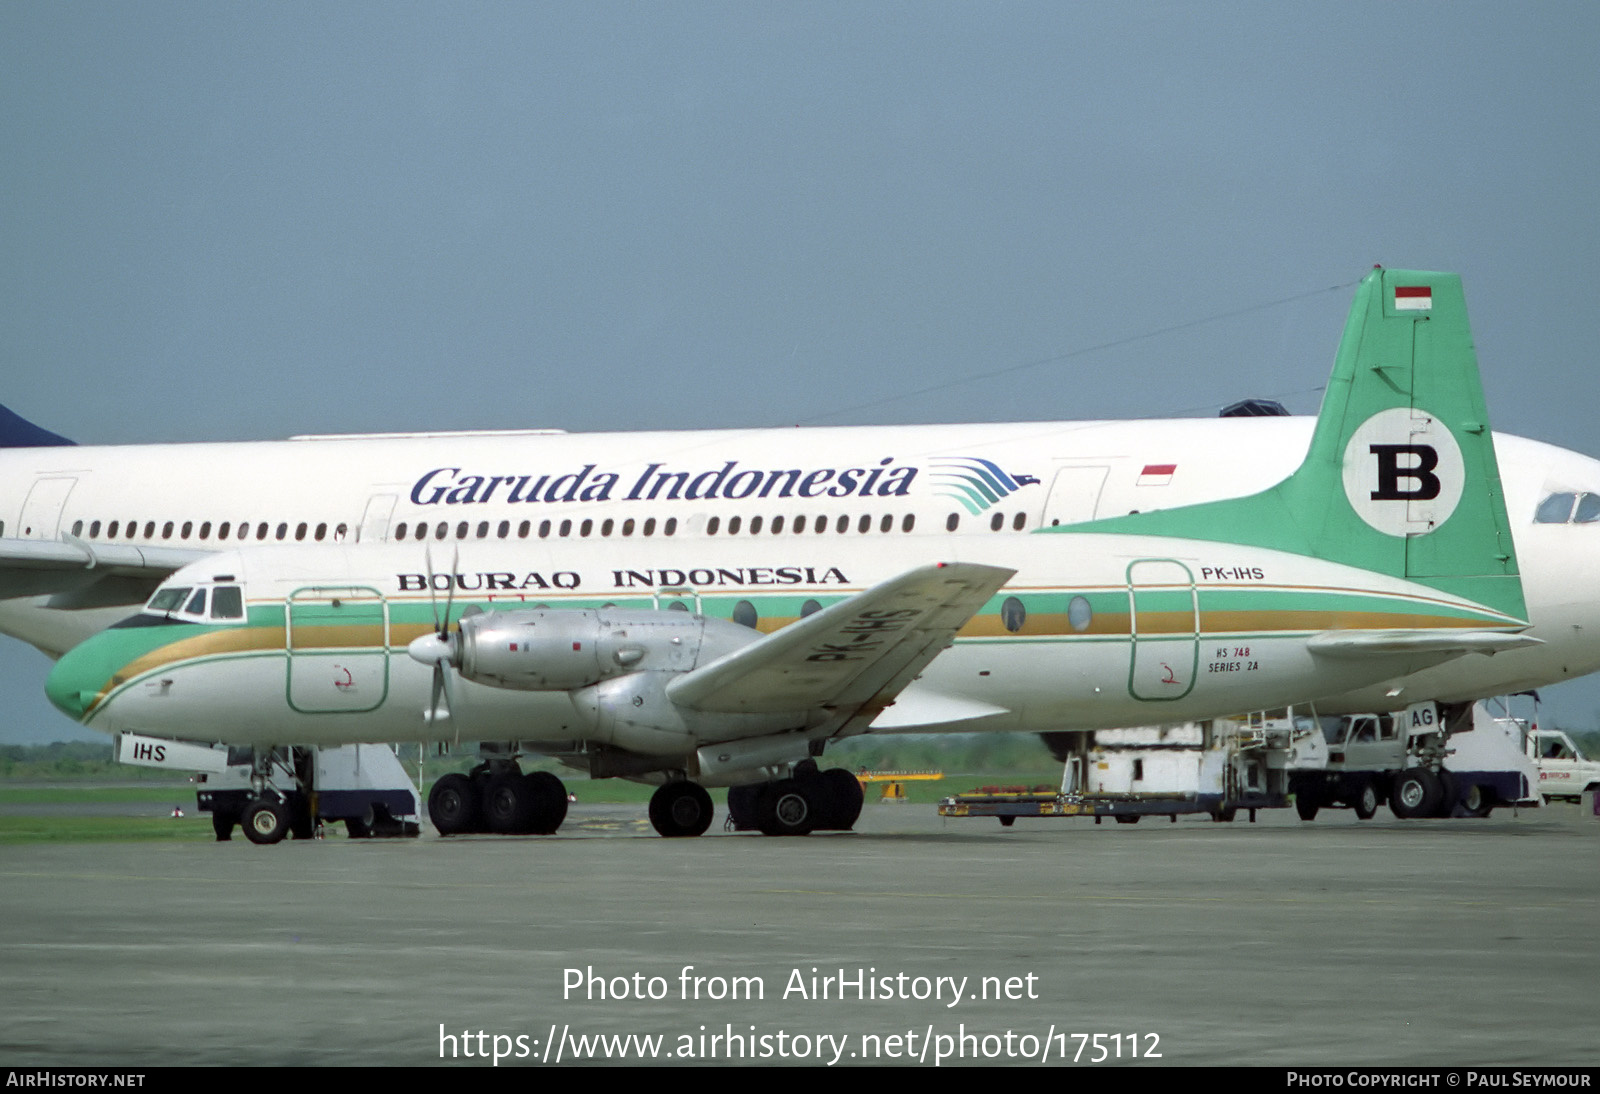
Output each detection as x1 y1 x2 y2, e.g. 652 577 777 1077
428 762 569 836
427 760 865 840
649 781 715 838
723 766 865 837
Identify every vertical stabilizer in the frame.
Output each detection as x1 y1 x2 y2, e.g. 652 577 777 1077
0 404 74 448
1055 268 1525 621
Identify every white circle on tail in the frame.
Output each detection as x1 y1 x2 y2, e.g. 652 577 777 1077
1341 407 1465 537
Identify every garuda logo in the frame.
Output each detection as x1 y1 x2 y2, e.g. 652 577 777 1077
930 457 1040 514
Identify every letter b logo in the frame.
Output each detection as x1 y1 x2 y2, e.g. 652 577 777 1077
1369 444 1442 501
1342 409 1463 537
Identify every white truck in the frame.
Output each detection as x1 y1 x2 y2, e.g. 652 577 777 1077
940 709 1308 825
1526 728 1600 802
1288 698 1541 820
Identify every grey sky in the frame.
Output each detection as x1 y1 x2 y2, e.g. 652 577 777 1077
4 2 1599 741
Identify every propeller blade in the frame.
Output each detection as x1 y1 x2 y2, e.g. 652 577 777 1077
425 544 441 635
417 544 465 744
440 663 461 749
441 545 459 637
429 662 446 724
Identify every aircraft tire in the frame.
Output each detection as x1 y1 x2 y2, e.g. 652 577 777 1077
649 781 714 838
429 773 479 836
1353 779 1379 820
1433 770 1458 817
757 779 815 836
1390 768 1441 819
725 785 760 831
484 771 537 834
814 768 864 830
242 799 290 845
525 771 568 834
211 811 238 841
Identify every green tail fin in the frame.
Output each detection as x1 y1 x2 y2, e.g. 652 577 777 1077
1056 268 1526 621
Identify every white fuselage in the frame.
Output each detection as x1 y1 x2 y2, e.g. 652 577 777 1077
8 416 1600 716
50 532 1526 751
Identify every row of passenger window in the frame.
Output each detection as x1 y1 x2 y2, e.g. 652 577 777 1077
396 510 1027 539
393 516 680 541
37 508 1032 545
71 518 349 543
698 510 1030 535
707 513 916 536
569 591 1092 636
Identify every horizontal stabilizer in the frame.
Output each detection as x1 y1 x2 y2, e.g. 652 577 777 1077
666 562 1015 717
1306 630 1541 658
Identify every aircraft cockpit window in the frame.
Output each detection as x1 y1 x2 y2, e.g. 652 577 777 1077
1535 493 1576 523
1533 491 1600 523
144 584 244 624
148 587 193 613
211 586 244 620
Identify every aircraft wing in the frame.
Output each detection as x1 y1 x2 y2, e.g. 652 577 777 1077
666 562 1015 729
0 536 209 600
1306 630 1542 658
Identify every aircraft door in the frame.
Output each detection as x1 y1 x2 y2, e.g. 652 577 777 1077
285 586 390 713
1126 559 1197 700
20 477 78 538
358 493 398 542
1040 465 1109 528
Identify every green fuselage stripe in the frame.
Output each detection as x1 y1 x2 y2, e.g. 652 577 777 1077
68 579 1518 720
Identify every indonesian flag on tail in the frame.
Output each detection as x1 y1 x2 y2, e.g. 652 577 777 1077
1394 285 1433 311
1137 463 1176 486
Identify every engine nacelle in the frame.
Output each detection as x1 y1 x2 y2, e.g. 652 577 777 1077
571 670 814 758
453 608 743 692
448 607 816 761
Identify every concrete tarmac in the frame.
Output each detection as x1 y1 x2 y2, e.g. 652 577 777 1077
1 802 1595 1068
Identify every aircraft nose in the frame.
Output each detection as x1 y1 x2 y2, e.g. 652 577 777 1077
45 636 121 722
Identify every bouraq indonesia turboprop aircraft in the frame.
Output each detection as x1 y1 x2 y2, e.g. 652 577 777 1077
41 268 1593 841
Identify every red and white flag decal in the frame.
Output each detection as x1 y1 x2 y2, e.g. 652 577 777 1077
1394 285 1432 311
1138 463 1176 486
